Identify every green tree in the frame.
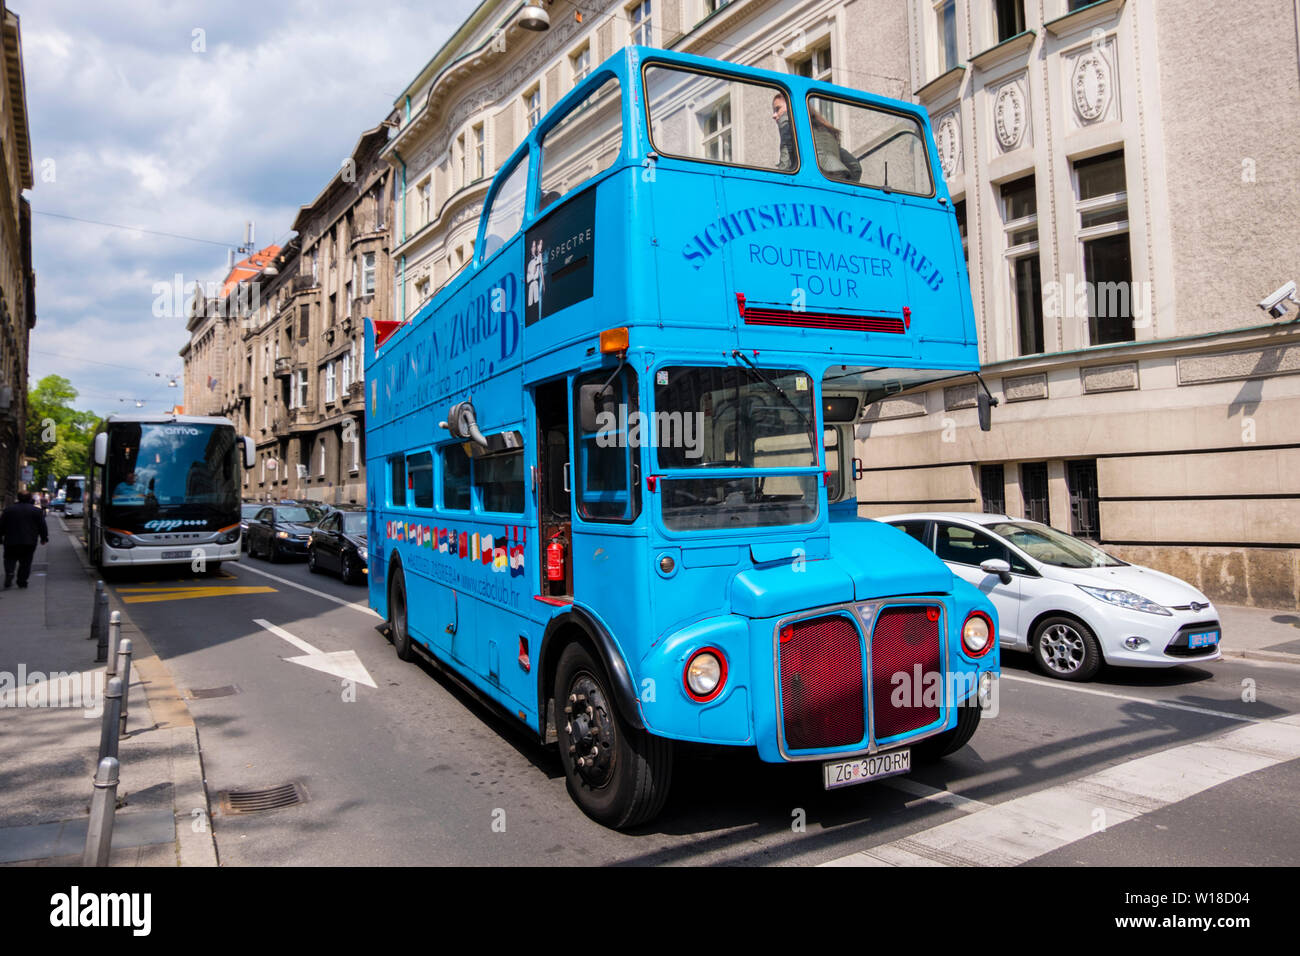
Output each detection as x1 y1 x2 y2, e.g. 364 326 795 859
25 375 101 490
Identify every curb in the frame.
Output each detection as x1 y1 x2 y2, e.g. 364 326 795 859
1220 647 1300 667
61 516 219 867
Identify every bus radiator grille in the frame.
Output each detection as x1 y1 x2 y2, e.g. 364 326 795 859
871 606 942 740
779 615 865 751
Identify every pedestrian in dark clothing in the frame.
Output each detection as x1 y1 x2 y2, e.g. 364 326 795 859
0 492 49 588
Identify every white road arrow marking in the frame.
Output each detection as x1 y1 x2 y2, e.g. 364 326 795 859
254 618 378 689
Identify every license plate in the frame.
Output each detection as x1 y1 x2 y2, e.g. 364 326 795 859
161 550 192 559
824 749 911 790
1189 630 1219 649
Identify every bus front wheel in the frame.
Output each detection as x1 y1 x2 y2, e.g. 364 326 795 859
387 568 415 662
913 700 981 763
554 642 672 830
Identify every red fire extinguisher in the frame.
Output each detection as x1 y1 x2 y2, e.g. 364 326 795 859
546 533 566 582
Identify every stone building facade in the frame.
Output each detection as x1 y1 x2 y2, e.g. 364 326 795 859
181 124 394 506
0 3 33 503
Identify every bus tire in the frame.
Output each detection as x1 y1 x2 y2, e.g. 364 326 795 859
554 642 672 829
913 700 981 763
388 567 415 662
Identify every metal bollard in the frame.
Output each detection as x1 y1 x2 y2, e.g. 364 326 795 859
87 580 104 641
117 638 133 738
106 612 122 678
94 593 110 662
97 677 123 765
83 757 120 867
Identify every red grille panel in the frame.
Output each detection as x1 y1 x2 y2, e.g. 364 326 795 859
780 616 865 751
871 606 942 740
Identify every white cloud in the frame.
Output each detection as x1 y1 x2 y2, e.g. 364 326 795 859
23 0 479 416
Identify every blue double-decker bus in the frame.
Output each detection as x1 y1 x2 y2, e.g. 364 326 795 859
365 46 999 828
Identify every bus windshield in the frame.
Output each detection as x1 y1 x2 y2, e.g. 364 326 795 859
106 422 240 527
653 365 819 531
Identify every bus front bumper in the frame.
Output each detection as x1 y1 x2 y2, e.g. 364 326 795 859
101 542 241 568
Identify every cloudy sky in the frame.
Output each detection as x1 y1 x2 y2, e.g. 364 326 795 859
22 0 479 418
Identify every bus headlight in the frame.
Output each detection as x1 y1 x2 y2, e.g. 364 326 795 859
215 528 240 545
684 648 727 702
104 531 135 549
961 612 994 657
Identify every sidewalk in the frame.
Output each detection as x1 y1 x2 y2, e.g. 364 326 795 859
1218 603 1300 665
0 516 216 866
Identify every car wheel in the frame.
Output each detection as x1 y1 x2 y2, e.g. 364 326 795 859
554 642 673 829
1033 616 1103 681
913 700 981 762
307 547 319 574
388 568 415 662
341 554 360 586
267 540 280 564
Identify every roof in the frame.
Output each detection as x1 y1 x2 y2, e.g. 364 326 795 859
220 244 282 297
3 9 32 190
873 511 1017 525
102 413 236 426
292 123 391 235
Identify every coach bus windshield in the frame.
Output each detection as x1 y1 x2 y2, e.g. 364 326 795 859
105 422 240 527
653 365 819 531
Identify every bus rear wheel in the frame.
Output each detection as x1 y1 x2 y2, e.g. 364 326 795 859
387 568 414 662
554 643 672 829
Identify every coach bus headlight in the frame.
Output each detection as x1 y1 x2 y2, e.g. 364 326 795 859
684 648 727 703
215 528 240 545
104 531 135 549
961 612 993 657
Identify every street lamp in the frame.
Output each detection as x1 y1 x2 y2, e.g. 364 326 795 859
519 2 550 31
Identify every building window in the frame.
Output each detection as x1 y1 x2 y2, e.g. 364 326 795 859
361 252 375 295
472 123 485 180
318 438 327 478
1074 151 1133 346
350 426 361 472
936 0 958 73
298 370 309 409
980 464 1005 514
704 0 730 13
955 198 968 266
628 0 652 46
525 86 542 128
1021 462 1050 525
354 340 363 383
1067 459 1100 540
570 46 591 84
994 0 1026 43
700 98 732 163
298 304 309 339
1002 176 1044 356
419 178 432 225
341 352 352 392
325 363 336 403
792 42 833 123
345 282 353 318
415 276 431 305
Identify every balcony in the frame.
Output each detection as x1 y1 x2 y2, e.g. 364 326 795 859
274 356 293 377
291 273 318 294
271 415 290 438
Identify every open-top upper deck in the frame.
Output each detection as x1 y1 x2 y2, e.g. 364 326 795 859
368 46 977 426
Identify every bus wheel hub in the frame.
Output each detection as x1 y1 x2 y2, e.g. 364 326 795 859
566 680 613 785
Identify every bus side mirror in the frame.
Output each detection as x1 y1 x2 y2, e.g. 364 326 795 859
93 433 107 466
578 384 614 434
978 392 994 432
242 436 256 469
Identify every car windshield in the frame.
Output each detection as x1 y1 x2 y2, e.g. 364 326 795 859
341 513 367 534
276 506 320 524
242 504 261 518
988 521 1126 569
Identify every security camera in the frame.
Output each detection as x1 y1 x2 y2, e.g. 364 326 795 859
1259 280 1299 319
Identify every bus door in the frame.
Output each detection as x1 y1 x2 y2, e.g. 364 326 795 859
535 379 572 600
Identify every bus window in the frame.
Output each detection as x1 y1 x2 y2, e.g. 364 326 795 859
573 367 640 522
538 76 622 211
481 152 528 261
442 444 471 511
475 449 524 514
390 455 406 507
806 94 934 196
408 451 433 508
643 65 795 173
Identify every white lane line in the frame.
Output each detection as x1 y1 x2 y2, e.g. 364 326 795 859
882 777 990 815
253 619 378 688
236 561 380 618
999 672 1265 724
821 713 1300 867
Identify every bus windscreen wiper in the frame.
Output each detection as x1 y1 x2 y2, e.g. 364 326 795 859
731 350 818 465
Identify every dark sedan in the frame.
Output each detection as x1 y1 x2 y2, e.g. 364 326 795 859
245 504 323 562
308 509 367 585
240 503 263 552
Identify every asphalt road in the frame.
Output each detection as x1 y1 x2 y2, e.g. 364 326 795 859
105 551 1300 867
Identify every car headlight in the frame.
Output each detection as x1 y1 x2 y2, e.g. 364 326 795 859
276 530 289 539
683 648 727 702
358 547 367 561
961 611 994 656
1077 586 1172 616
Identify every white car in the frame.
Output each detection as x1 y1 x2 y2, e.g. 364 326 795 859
877 512 1222 681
